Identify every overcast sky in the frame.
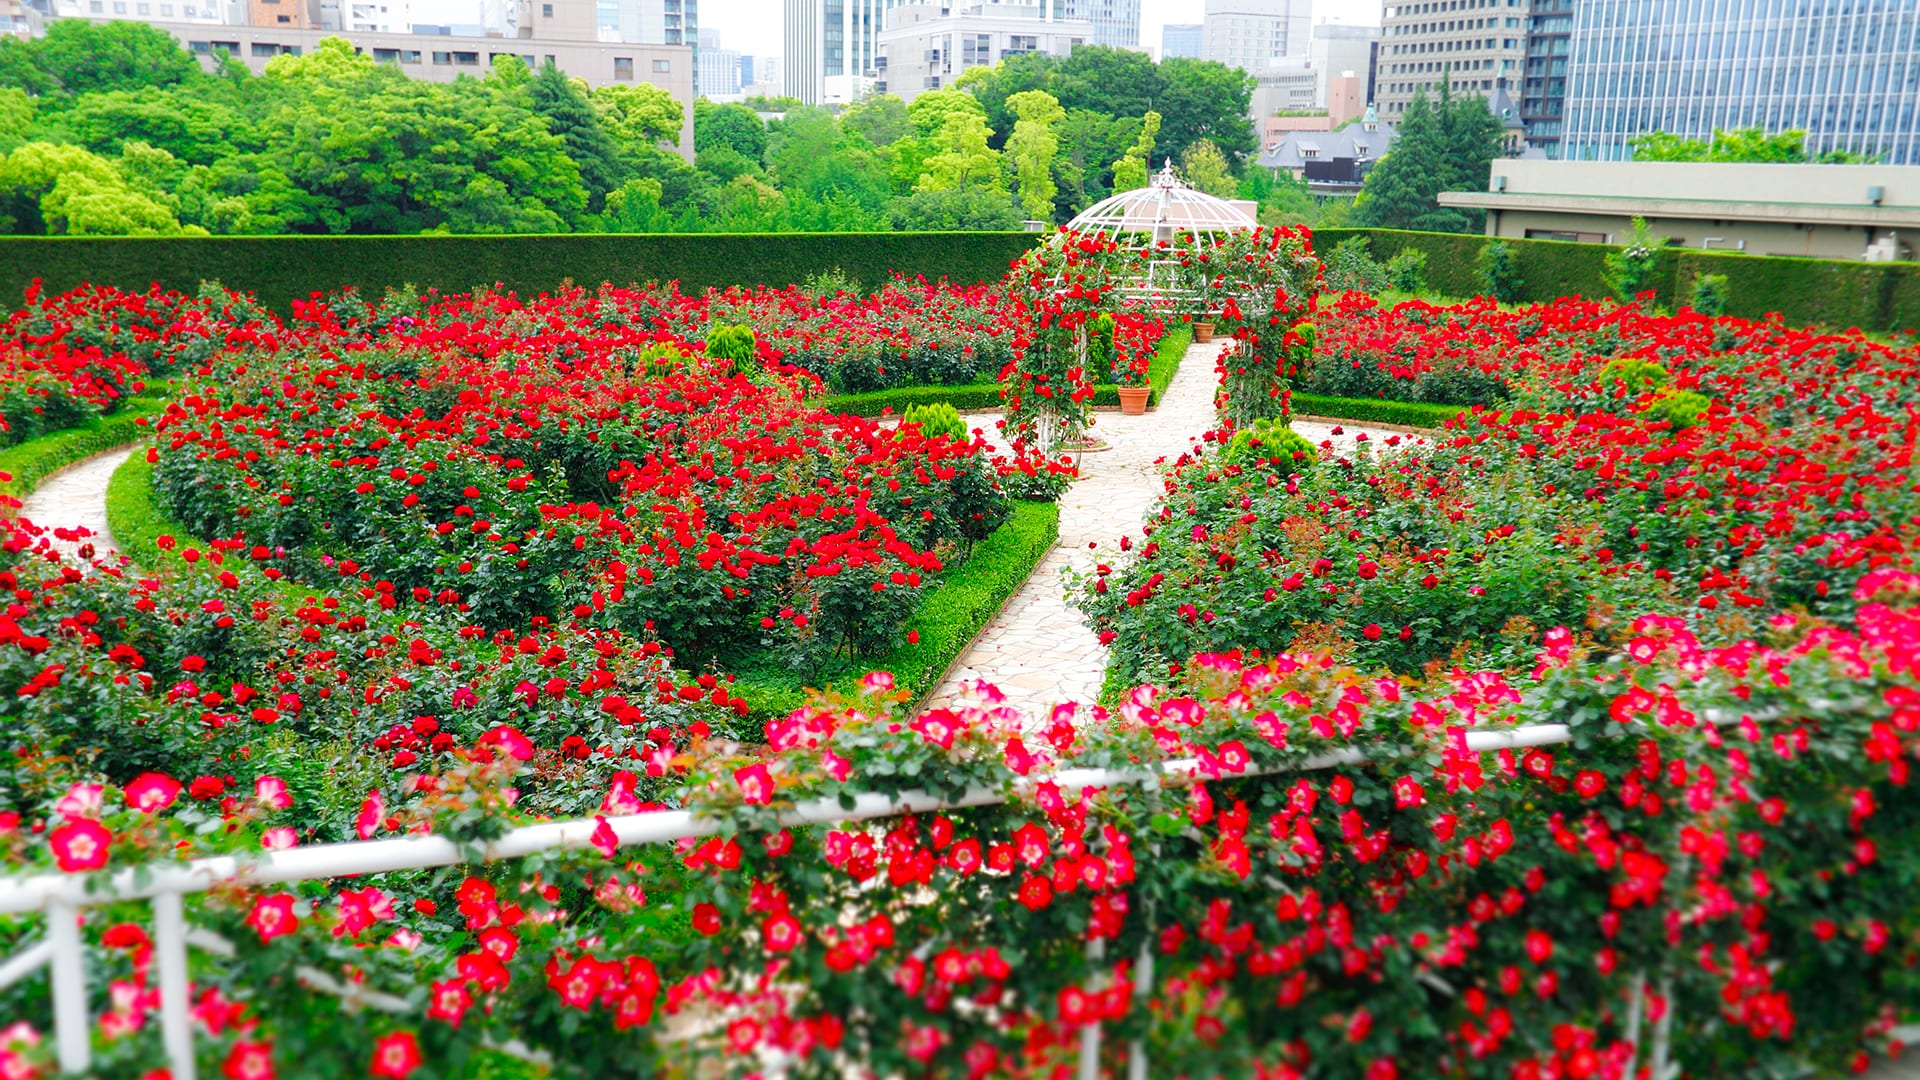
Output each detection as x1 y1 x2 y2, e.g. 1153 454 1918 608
705 0 1379 58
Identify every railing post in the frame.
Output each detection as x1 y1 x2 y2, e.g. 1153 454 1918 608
47 899 90 1074
1649 976 1676 1080
1621 970 1646 1080
1126 933 1154 1080
1077 938 1106 1080
153 891 197 1080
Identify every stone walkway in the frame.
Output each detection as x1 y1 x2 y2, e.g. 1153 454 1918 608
15 445 133 565
920 341 1410 720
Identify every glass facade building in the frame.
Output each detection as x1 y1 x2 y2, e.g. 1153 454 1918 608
1558 0 1920 164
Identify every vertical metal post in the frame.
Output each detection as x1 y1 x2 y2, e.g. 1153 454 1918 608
47 899 90 1074
1621 971 1646 1080
1649 976 1676 1080
1126 934 1155 1080
1077 938 1106 1080
153 892 197 1080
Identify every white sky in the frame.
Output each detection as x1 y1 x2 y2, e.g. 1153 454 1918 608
413 0 1381 63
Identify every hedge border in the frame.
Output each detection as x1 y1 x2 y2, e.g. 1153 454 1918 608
727 498 1060 720
107 442 1060 724
1290 393 1465 430
820 326 1195 418
0 233 1042 315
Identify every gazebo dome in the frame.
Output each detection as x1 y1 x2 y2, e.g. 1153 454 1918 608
1066 163 1257 246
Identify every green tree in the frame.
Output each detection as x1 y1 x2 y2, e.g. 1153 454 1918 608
1353 82 1501 233
593 83 684 150
1154 57 1256 167
1003 90 1064 220
4 20 199 96
918 109 1003 194
694 100 769 159
841 94 910 148
530 63 624 205
1254 170 1318 226
1181 138 1236 197
888 187 1021 230
1110 110 1160 192
600 177 675 231
0 88 34 151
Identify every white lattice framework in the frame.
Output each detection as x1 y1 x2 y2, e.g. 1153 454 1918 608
1064 164 1258 310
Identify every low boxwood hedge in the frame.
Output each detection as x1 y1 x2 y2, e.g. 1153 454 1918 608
1289 392 1465 430
0 388 175 503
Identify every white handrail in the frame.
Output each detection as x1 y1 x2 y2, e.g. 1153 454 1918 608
0 720 1587 1076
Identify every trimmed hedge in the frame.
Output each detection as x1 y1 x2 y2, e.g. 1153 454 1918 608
0 233 1043 313
697 498 1060 720
1290 392 1465 430
825 326 1197 417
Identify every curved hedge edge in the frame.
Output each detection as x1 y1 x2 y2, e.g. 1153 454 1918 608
1289 393 1465 431
0 395 173 504
822 326 1197 418
107 449 322 608
729 499 1062 721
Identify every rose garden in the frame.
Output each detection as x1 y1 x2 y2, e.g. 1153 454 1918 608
0 219 1916 1080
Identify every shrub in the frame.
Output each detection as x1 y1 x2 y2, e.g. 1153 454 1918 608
897 401 967 443
1476 239 1524 302
1601 216 1665 302
1688 271 1729 316
1596 356 1671 391
1221 416 1319 467
703 323 757 373
1384 247 1428 293
1323 236 1387 294
1642 388 1711 428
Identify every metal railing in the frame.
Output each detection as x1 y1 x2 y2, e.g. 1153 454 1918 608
3 720 1675 1078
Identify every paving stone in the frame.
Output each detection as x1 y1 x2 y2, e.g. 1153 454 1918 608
922 344 1408 723
15 446 133 566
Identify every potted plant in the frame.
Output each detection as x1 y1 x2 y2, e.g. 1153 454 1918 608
1192 316 1215 343
1115 366 1151 415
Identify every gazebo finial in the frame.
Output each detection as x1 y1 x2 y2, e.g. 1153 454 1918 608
1151 162 1185 189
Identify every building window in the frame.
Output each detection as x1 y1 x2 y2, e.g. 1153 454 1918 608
652 58 669 72
135 2 148 12
374 47 401 61
159 2 172 12
432 51 452 64
541 1 551 11
454 50 479 64
614 56 634 80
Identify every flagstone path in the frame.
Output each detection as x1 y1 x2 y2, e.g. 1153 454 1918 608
918 340 1413 720
14 445 134 565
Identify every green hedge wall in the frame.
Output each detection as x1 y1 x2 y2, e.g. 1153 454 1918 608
0 232 1044 312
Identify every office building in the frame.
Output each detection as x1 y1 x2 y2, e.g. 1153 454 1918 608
1160 21 1199 58
1374 0 1526 121
1201 0 1306 74
1 0 39 34
46 0 238 25
1517 0 1568 155
1248 58 1316 113
1557 0 1920 165
1441 159 1920 260
595 0 694 49
1307 22 1375 106
698 27 737 93
877 1 1089 100
738 51 754 82
1067 0 1136 48
783 0 902 104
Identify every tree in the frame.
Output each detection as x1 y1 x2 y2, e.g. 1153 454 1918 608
0 88 34 151
1154 57 1256 168
1629 125 1876 164
1181 139 1236 197
1052 47 1161 123
600 177 675 232
6 20 199 96
1352 82 1501 233
1110 111 1160 192
918 109 1003 194
529 63 624 207
1003 90 1064 221
695 100 769 160
840 94 910 148
593 84 684 150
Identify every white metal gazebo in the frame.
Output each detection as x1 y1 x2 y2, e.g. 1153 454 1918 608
1065 164 1258 307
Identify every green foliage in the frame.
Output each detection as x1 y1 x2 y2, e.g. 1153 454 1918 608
694 100 769 159
897 402 968 443
1688 272 1730 316
1476 239 1524 302
1289 391 1464 429
1221 417 1319 467
888 188 1022 231
840 94 911 148
1602 216 1665 302
1323 236 1388 293
1642 389 1711 429
592 83 684 150
820 384 1011 417
1003 90 1064 220
703 323 756 373
0 233 1041 313
1180 138 1237 197
0 394 170 501
1597 357 1672 392
1353 80 1504 233
1384 247 1428 293
1110 110 1160 192
0 20 198 96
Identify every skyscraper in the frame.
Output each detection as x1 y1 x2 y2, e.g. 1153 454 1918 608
1373 0 1527 122
1201 0 1307 74
783 0 897 103
1557 0 1920 164
1162 22 1201 58
1068 0 1138 48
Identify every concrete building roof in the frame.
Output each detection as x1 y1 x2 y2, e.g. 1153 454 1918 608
1439 160 1920 229
1257 117 1396 170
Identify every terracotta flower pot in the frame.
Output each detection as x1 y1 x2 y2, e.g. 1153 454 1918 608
1194 321 1215 343
1116 385 1150 415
